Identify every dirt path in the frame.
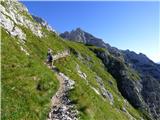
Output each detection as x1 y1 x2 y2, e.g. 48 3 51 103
46 50 78 120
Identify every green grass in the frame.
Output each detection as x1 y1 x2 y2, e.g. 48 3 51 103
1 28 60 120
54 41 143 120
2 23 145 120
1 2 146 119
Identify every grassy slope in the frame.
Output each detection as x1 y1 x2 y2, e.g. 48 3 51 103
1 27 61 120
54 41 144 120
1 13 144 120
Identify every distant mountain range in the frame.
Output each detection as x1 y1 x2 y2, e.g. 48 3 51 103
60 28 160 119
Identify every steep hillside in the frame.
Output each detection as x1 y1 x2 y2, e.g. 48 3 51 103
1 0 65 119
61 28 160 119
1 1 159 120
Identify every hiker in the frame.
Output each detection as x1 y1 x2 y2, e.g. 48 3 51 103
47 48 53 67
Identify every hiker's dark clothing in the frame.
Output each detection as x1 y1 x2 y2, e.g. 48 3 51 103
47 52 53 62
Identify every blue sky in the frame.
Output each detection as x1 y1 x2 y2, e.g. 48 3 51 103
22 1 160 62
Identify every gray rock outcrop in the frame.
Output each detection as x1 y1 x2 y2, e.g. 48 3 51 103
32 15 56 32
95 76 114 105
0 4 26 40
0 0 44 41
52 50 70 61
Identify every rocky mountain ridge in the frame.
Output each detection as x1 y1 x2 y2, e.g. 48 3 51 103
0 0 56 43
60 28 160 119
60 28 106 48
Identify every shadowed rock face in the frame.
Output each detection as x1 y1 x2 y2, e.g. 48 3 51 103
90 48 160 120
142 76 160 119
90 48 146 107
122 50 160 82
122 50 160 119
61 28 160 120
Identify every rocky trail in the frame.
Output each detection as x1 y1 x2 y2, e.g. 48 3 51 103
46 50 79 120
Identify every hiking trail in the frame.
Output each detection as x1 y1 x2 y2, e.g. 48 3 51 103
46 50 78 120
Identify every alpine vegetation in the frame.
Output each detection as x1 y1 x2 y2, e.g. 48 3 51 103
1 1 160 120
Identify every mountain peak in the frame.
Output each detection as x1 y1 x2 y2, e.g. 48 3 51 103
75 27 83 31
70 27 85 35
60 28 106 47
